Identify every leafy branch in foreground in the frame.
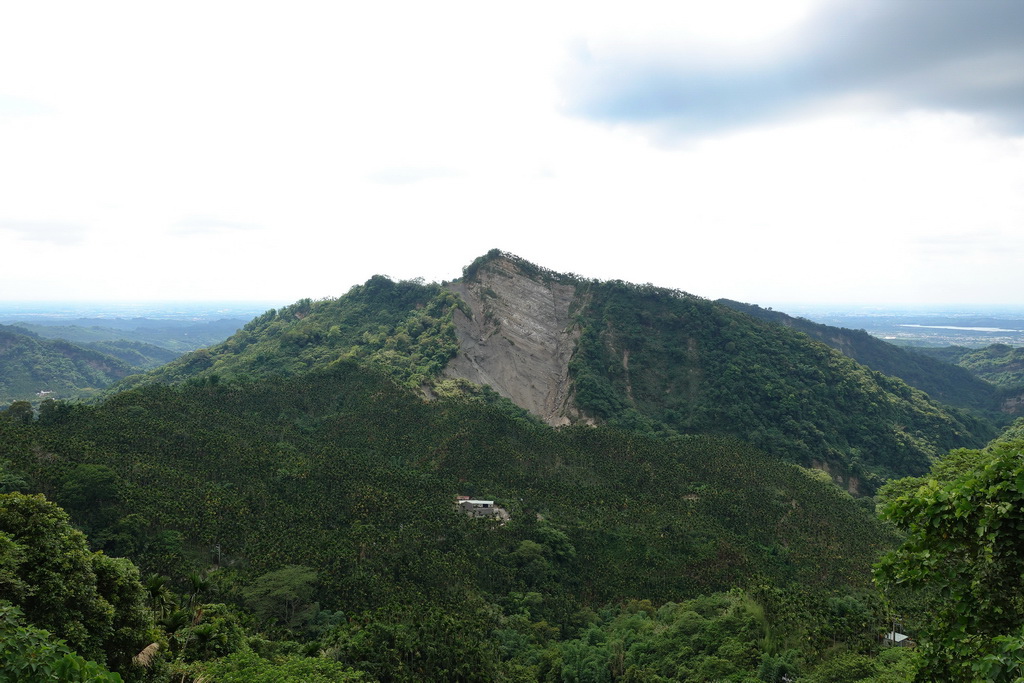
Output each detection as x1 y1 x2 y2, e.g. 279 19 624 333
875 437 1024 681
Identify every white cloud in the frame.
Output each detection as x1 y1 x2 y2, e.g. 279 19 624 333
0 221 88 245
0 1 1020 306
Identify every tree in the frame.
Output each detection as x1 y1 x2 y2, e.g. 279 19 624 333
242 565 319 632
0 460 28 493
2 400 33 424
0 604 123 683
0 493 153 669
875 438 1024 681
91 554 154 674
59 463 119 532
185 649 367 682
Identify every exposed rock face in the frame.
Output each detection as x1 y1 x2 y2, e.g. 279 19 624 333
443 258 588 426
811 459 861 495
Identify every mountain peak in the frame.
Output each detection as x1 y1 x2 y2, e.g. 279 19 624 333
445 251 587 426
460 249 581 288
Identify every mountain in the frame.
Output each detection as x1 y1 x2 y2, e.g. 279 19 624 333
716 299 1005 415
0 324 139 403
2 250 984 679
82 339 181 369
914 343 1024 390
122 250 996 489
11 316 248 353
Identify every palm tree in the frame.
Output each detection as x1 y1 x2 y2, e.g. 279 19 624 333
186 570 210 610
144 573 174 618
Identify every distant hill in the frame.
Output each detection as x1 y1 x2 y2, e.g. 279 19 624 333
82 340 181 369
716 299 1003 415
0 325 138 403
12 317 248 353
123 250 996 489
913 343 1024 389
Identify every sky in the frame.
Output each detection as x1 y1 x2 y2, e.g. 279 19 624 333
2 0 1023 307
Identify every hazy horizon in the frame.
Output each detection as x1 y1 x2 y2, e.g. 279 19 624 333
4 298 1024 322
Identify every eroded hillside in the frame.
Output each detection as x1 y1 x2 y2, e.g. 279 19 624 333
443 256 588 426
119 250 996 486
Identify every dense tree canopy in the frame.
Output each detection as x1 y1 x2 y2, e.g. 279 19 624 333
876 436 1024 681
0 492 154 670
6 253 1011 680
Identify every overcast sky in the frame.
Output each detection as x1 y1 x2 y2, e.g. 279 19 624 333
2 0 1023 307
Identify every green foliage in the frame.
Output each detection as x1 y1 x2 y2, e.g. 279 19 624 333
0 460 28 493
0 356 903 683
917 343 1024 390
322 605 504 682
5 361 898 613
0 604 123 682
83 341 180 369
533 592 769 681
719 300 1003 415
90 554 153 675
242 565 319 632
58 464 120 533
0 493 153 670
2 400 35 424
461 249 586 286
991 417 1024 445
175 603 248 662
186 649 367 682
876 438 1024 681
0 325 137 404
572 280 993 486
123 275 462 391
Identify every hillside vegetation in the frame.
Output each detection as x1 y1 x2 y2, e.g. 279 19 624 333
1 360 901 680
717 299 1003 415
0 324 139 404
3 251 1009 680
570 278 992 487
119 252 996 492
121 276 462 391
914 343 1024 390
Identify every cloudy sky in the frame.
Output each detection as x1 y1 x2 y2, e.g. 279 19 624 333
2 0 1023 307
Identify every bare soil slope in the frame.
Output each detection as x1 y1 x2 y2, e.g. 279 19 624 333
443 258 588 425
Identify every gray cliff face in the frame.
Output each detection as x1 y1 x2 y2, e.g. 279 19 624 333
442 258 589 426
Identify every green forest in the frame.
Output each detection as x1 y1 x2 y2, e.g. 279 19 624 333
0 326 185 406
2 252 1023 681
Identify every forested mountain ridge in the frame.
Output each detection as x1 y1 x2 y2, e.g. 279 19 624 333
119 250 995 490
3 250 1006 679
914 342 1024 391
11 316 249 353
716 299 1006 416
0 324 142 403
